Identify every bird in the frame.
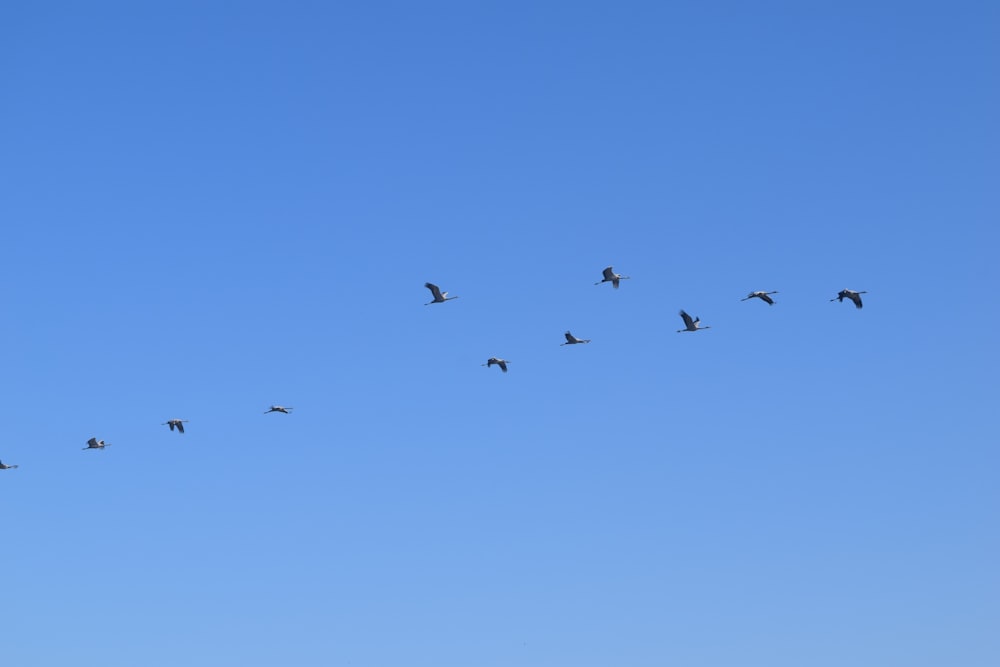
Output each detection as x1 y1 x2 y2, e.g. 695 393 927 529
83 437 110 450
424 282 459 305
595 266 630 289
561 331 591 345
482 357 510 372
677 310 711 333
162 419 189 434
831 289 867 309
0 460 18 470
265 406 293 414
742 290 779 305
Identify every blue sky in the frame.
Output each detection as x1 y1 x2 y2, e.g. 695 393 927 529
1 2 997 665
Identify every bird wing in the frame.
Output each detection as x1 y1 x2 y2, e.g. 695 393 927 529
498 360 508 372
851 293 863 308
679 310 694 329
612 277 620 289
177 422 185 433
564 331 575 343
87 437 99 447
425 282 444 301
602 266 615 281
760 293 774 305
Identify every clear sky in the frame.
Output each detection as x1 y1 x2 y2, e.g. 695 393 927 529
1 2 997 665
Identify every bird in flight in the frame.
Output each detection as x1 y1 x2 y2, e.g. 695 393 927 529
482 357 510 373
162 419 189 434
831 289 867 309
677 310 711 333
265 406 293 414
561 331 591 345
83 437 111 450
741 290 779 305
424 282 459 305
0 459 18 470
595 266 630 289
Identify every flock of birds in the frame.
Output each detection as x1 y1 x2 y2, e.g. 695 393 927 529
0 267 867 470
428 266 868 375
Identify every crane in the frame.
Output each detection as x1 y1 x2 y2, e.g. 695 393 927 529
741 290 778 305
482 358 510 373
595 266 630 289
83 437 111 450
677 310 711 333
831 289 867 309
265 406 293 414
424 282 459 305
561 331 591 345
162 419 189 434
0 460 18 470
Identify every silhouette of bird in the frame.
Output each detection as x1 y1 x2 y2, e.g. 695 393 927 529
741 290 779 305
677 310 711 333
0 459 18 470
595 266 630 289
424 282 459 305
162 419 189 434
561 331 591 345
265 406 293 414
482 358 510 372
83 437 110 450
831 289 867 309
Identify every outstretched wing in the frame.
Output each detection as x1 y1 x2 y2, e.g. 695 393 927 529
564 331 576 343
602 266 615 281
679 310 695 329
87 437 99 447
424 282 444 301
498 360 508 372
176 422 185 433
850 293 863 309
760 293 774 305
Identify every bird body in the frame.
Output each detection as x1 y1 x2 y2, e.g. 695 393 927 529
265 406 293 414
742 290 779 305
162 419 189 434
0 460 18 470
677 310 711 333
561 331 591 345
83 437 110 450
483 357 510 372
424 282 459 305
831 289 867 309
595 266 630 289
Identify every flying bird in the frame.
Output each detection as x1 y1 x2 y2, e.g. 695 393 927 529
677 310 711 333
83 437 110 450
742 290 779 305
162 419 189 434
561 331 591 345
482 358 510 373
595 266 630 289
265 406 293 414
831 289 867 309
424 282 459 305
0 460 18 470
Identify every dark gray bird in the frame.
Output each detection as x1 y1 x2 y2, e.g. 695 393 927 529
595 266 630 289
677 310 711 333
83 437 110 450
742 290 779 305
162 419 189 434
482 358 510 373
831 289 867 309
424 282 459 305
561 331 591 345
265 405 293 414
0 460 18 470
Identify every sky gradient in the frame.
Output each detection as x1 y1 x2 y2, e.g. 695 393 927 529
2 2 998 665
